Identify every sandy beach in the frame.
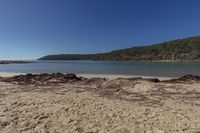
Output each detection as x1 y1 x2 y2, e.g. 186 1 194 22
0 72 200 133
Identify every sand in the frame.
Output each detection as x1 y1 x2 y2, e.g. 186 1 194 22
77 74 172 81
0 72 25 77
0 72 200 133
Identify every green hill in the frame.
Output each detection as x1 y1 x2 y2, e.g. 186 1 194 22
39 36 200 61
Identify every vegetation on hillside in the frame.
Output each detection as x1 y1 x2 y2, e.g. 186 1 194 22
39 36 200 61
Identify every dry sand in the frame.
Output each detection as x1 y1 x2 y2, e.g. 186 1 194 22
0 72 200 133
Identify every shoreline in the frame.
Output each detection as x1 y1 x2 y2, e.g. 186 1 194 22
0 72 172 80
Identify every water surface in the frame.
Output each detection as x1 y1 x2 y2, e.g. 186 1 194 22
0 60 200 77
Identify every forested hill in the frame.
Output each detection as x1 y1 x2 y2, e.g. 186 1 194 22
39 36 200 61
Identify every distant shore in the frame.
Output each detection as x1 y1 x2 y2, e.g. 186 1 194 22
38 59 200 63
0 60 33 64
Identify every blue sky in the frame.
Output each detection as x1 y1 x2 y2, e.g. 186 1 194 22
0 0 200 59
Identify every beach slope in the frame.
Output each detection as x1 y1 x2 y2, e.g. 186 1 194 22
0 73 200 132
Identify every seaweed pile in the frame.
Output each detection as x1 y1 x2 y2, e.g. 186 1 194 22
162 74 200 83
1 73 200 85
0 73 82 85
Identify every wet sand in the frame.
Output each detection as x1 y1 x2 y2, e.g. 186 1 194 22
0 72 200 133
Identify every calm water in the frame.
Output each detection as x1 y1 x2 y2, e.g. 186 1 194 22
0 60 200 77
